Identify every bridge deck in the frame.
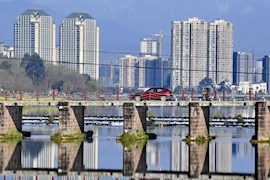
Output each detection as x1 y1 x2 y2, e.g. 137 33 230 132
0 100 266 107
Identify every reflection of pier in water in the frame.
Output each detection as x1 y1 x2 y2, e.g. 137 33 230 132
0 139 268 179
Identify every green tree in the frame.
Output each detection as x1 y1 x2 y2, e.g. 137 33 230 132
218 80 232 93
52 80 64 91
20 53 31 69
197 77 213 93
0 61 11 72
86 80 98 92
25 53 45 87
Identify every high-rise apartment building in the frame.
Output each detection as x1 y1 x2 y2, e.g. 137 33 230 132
59 12 99 80
233 52 254 84
140 38 159 57
120 55 137 88
0 42 4 56
120 54 165 88
209 19 233 84
171 18 233 91
14 9 57 64
262 55 270 91
171 18 208 90
135 55 162 88
256 59 263 83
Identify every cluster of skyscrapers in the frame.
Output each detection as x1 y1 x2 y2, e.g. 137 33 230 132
2 9 270 92
119 37 170 89
13 9 99 80
120 18 233 91
171 18 233 90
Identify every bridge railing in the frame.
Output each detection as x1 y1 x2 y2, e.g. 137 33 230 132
1 89 269 102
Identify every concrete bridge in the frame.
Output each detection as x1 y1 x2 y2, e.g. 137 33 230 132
0 141 268 179
0 100 270 141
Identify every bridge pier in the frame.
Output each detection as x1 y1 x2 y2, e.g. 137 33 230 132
117 103 148 142
0 103 23 137
58 102 85 135
188 103 210 141
252 102 270 142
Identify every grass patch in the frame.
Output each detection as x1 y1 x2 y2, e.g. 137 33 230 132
23 106 58 116
183 134 211 145
117 131 148 148
0 130 22 143
51 132 86 144
250 136 270 144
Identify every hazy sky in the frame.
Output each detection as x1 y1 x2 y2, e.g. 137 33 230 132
0 0 269 60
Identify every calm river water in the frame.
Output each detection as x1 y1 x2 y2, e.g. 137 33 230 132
0 124 260 180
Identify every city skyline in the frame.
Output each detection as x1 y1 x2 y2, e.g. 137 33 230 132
0 0 270 61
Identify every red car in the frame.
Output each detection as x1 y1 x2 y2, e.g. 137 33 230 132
133 88 174 101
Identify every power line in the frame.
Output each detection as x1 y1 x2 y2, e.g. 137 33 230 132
0 55 265 77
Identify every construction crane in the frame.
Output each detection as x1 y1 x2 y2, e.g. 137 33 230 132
152 31 163 58
152 31 170 58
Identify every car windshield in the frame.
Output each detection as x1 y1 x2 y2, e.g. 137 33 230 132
146 88 155 92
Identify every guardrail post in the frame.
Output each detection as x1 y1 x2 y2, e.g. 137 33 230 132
4 91 8 101
52 89 55 101
182 90 185 101
83 88 86 101
19 88 22 101
116 89 119 101
68 87 70 101
98 90 101 101
36 89 39 101
255 91 258 101
129 90 132 100
214 90 217 101
191 89 194 101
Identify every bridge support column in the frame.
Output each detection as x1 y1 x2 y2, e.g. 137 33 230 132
188 103 210 141
0 103 23 137
123 102 147 132
252 102 270 142
117 103 148 142
58 102 85 135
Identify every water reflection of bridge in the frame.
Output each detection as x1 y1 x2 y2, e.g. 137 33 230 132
0 136 268 180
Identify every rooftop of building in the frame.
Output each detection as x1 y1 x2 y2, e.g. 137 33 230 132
66 12 93 20
21 9 50 17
